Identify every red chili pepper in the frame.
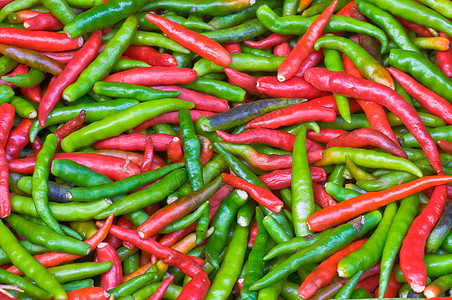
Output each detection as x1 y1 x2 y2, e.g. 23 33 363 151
244 33 292 49
342 55 399 145
336 0 356 17
89 149 144 167
294 49 324 78
30 136 43 156
124 45 177 67
437 32 452 77
23 12 64 31
21 85 41 103
298 238 367 299
38 32 101 127
96 242 123 291
4 118 33 161
273 42 291 57
387 67 452 124
8 153 141 181
199 136 213 166
0 103 14 219
312 183 337 208
134 110 214 133
0 27 83 51
67 287 108 300
216 129 324 152
394 16 435 37
117 216 136 250
145 13 232 66
7 214 113 275
400 183 447 293
42 51 76 64
0 103 15 147
167 137 184 164
277 0 337 82
141 135 154 173
307 128 346 144
152 85 229 112
256 76 327 99
224 67 260 95
326 128 407 158
248 218 257 249
259 167 327 190
147 275 174 300
245 104 337 129
176 271 210 300
438 139 452 154
103 66 197 85
7 9 41 22
223 42 241 53
304 67 442 173
54 110 86 151
221 172 284 213
94 133 178 152
307 175 452 232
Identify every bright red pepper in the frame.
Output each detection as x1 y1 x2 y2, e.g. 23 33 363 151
67 287 108 300
273 42 291 57
96 242 123 291
394 16 435 37
244 33 292 49
4 118 33 161
312 182 338 208
145 13 232 66
277 0 337 82
54 110 86 151
224 67 260 95
23 12 64 31
166 137 185 164
304 67 442 174
103 66 197 85
93 133 178 152
124 45 177 67
294 49 324 78
306 128 346 144
259 167 327 190
148 275 174 300
256 76 327 99
223 42 241 54
141 135 154 173
437 32 452 77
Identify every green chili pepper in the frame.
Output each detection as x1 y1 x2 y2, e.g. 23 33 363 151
181 77 245 102
11 195 111 221
67 163 184 201
257 255 289 300
205 224 249 300
241 44 275 57
22 215 82 240
0 267 52 299
61 279 94 292
51 159 112 187
315 147 423 177
160 201 209 234
389 49 452 101
136 12 212 31
0 55 18 75
241 207 268 300
30 98 139 142
109 273 158 297
0 0 40 22
325 182 361 203
61 99 193 152
0 240 48 265
351 288 372 299
264 232 325 261
387 111 446 128
32 134 64 234
194 53 285 76
202 18 267 43
426 201 452 253
237 201 257 227
0 219 66 299
48 261 113 283
41 0 75 24
400 125 452 147
0 83 14 105
263 214 292 244
6 213 90 255
379 194 419 297
9 95 36 119
256 5 388 52
111 58 149 72
337 202 397 278
122 252 140 276
334 270 363 299
1 68 45 87
364 0 452 37
95 169 187 218
117 246 139 262
93 81 180 101
141 0 250 16
195 204 210 244
292 126 315 237
345 154 377 181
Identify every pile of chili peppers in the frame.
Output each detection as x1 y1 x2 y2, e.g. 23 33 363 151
0 0 452 299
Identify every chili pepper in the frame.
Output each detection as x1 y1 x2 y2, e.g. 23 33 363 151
4 118 31 160
203 18 268 44
260 167 326 190
94 243 123 291
0 43 64 76
412 36 450 51
1 67 44 87
400 183 447 293
314 36 393 88
304 67 442 174
135 111 214 133
144 13 231 67
245 33 292 49
31 133 64 235
40 0 74 25
387 67 452 125
426 201 452 253
221 173 284 213
159 202 209 235
223 67 259 95
51 159 111 187
423 273 452 298
47 261 113 283
308 175 452 232
94 133 177 152
216 129 297 152
312 182 337 208
123 45 175 67
54 110 86 150
93 81 178 101
9 95 36 119
7 9 41 23
315 147 422 177
103 67 197 87
193 53 285 77
437 33 452 77
142 0 250 16
364 0 452 36
256 76 327 99
263 214 293 244
182 77 246 103
250 216 366 291
400 126 452 148
23 11 64 30
63 17 137 102
247 104 337 129
278 0 337 82
389 49 452 102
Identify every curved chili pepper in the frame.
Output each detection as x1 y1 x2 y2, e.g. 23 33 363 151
259 167 326 190
224 66 260 95
94 133 177 152
304 67 442 174
7 9 41 23
246 104 337 129
4 118 32 161
67 287 108 300
103 66 197 86
96 242 122 291
24 11 64 30
307 175 452 232
223 42 241 53
217 129 294 152
39 31 101 127
0 144 10 218
244 32 292 49
293 49 324 78
400 183 447 293
145 13 231 66
387 67 452 125
256 76 327 99
134 110 214 133
307 128 346 143
277 0 337 82
312 183 338 208
326 128 407 158
54 110 86 150
393 16 434 37
124 44 177 67
437 33 452 77
273 42 290 57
